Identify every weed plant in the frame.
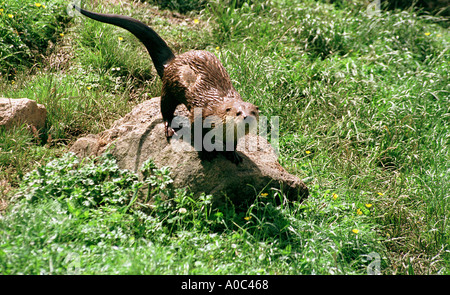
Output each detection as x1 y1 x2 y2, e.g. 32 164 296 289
0 153 385 274
0 0 68 78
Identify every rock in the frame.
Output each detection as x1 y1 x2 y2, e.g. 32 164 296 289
0 98 47 130
70 97 308 205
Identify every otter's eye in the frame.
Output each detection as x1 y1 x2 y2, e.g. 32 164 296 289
226 107 232 112
236 111 242 116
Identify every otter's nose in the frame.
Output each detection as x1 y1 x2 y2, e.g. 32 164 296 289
240 110 250 119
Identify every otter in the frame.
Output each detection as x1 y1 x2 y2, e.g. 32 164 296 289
74 5 259 164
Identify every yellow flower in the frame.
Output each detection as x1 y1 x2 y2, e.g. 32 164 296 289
305 150 311 154
260 193 268 197
352 229 359 234
0 9 4 12
356 209 363 215
215 46 220 50
35 3 42 7
424 32 431 36
193 18 199 24
244 216 252 221
59 33 64 37
377 192 384 196
118 36 124 41
8 13 13 18
365 203 373 208
86 86 92 90
332 193 338 200
11 81 15 85
42 4 46 8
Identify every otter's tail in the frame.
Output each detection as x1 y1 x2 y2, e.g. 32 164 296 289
74 5 175 78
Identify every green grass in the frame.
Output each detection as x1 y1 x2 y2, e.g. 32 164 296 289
0 0 449 274
208 0 449 273
1 153 384 274
0 0 69 78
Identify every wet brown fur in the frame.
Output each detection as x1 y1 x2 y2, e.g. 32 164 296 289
161 50 259 140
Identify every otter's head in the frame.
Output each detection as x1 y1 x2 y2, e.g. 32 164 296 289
218 100 259 143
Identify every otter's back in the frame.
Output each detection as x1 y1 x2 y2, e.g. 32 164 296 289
163 50 242 110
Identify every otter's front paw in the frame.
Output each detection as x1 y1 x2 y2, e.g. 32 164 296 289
164 122 176 138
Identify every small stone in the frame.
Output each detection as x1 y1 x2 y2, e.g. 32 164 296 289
0 98 46 130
